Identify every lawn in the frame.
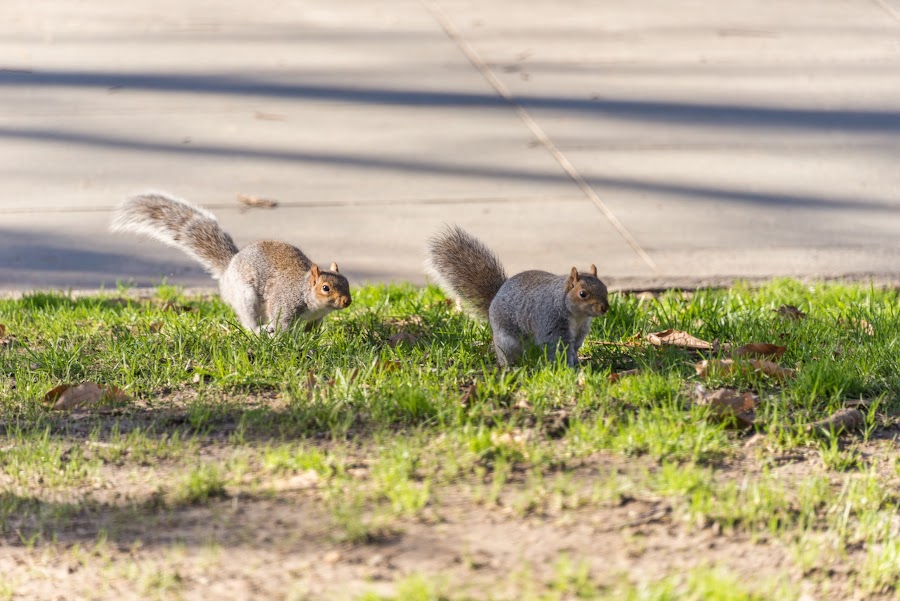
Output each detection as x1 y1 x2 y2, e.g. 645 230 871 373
1 279 900 600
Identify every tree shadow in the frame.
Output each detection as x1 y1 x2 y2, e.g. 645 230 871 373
3 68 900 134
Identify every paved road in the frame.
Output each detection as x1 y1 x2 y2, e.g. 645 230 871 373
2 0 900 291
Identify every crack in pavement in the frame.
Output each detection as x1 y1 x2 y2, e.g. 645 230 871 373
420 0 660 274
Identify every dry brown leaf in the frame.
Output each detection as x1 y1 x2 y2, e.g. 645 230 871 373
775 305 806 320
695 358 795 380
608 369 641 383
238 194 278 209
50 383 103 410
45 383 130 410
646 329 713 350
733 342 786 360
0 324 5 337
43 384 72 405
693 384 758 428
387 332 418 348
459 383 476 407
807 408 865 436
747 359 796 379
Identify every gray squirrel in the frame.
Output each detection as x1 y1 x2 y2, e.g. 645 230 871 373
110 192 351 333
426 225 608 367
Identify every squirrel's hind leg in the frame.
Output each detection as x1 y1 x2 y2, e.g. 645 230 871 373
493 329 523 367
221 278 263 333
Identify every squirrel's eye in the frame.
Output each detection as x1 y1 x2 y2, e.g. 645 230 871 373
322 284 330 293
578 290 587 299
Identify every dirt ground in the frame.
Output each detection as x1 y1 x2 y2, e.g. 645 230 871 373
0 442 862 601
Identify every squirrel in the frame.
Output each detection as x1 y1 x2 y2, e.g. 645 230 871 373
426 225 608 367
110 192 351 334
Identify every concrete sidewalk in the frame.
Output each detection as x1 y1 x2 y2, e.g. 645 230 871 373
2 0 900 291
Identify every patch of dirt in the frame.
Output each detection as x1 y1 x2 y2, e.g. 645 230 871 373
0 486 800 601
1 446 865 601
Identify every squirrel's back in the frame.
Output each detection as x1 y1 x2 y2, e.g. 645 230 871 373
230 240 312 289
490 270 567 327
111 192 239 279
425 225 507 318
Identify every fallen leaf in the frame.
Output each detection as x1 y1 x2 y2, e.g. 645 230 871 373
459 382 477 407
807 408 865 436
695 358 795 380
693 384 758 428
646 329 713 350
238 194 278 209
323 551 342 564
732 342 786 360
387 332 418 348
43 384 72 405
747 359 795 379
46 382 129 411
775 305 806 320
608 369 641 383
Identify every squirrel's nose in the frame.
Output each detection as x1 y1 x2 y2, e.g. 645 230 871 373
342 296 352 308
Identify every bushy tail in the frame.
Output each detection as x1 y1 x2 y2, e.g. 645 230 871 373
110 192 238 279
426 225 507 318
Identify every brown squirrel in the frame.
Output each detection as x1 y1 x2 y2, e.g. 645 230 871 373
110 192 351 333
426 225 608 367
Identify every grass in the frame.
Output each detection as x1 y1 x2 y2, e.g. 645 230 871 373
2 279 900 599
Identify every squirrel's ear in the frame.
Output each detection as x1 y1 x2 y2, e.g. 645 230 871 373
569 267 580 282
329 262 339 273
309 263 321 284
590 264 598 277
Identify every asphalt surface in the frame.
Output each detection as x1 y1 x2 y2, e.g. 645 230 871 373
2 0 900 291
